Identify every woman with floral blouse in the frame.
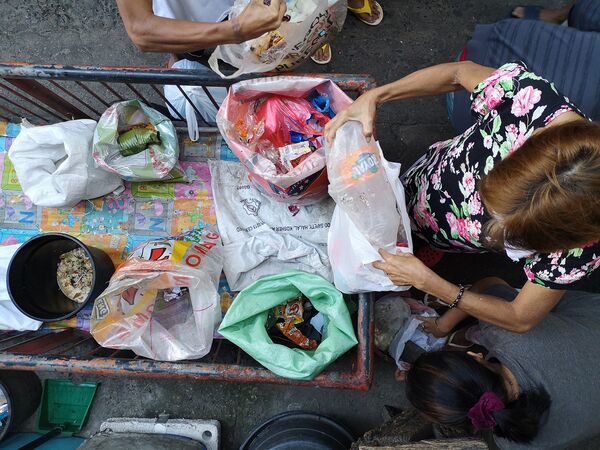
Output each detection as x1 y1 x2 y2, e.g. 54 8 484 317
324 60 600 334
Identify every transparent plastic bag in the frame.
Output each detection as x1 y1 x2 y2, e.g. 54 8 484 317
327 121 413 293
327 121 401 249
91 229 223 361
209 0 347 78
93 100 186 182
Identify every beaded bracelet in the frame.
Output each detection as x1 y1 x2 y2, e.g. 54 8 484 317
448 284 466 309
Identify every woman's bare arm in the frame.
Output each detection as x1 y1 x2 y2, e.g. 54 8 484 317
325 61 495 141
374 251 564 333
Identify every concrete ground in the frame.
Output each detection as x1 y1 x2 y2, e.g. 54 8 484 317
1 0 590 449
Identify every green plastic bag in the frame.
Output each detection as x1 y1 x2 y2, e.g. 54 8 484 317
218 271 358 380
93 100 185 182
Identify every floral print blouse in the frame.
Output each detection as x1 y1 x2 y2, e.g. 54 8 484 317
402 61 600 289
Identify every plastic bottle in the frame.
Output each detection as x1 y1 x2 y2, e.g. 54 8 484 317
327 121 401 250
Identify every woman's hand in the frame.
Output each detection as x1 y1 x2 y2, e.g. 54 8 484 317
417 316 451 338
372 249 433 290
324 90 379 144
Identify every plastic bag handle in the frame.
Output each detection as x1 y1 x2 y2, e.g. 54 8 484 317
184 95 200 142
208 51 247 80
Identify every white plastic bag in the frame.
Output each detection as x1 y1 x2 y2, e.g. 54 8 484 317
163 59 228 140
93 100 186 182
388 297 447 373
209 0 347 78
8 119 123 207
91 229 223 361
327 121 413 294
0 244 42 331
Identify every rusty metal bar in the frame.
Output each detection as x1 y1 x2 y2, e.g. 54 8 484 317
0 62 377 92
100 82 125 101
176 85 210 127
125 83 152 105
0 62 240 86
0 294 373 391
0 333 48 352
356 290 374 390
6 79 87 119
150 84 185 121
75 81 111 108
0 93 47 122
0 354 368 390
81 345 105 357
0 83 62 120
48 80 102 117
0 104 23 121
210 339 222 363
55 335 93 356
5 330 76 354
201 86 220 110
0 331 29 345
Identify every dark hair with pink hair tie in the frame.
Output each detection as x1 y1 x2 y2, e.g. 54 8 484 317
468 391 505 430
406 352 551 444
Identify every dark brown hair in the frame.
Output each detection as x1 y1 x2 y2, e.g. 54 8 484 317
406 352 551 443
480 121 600 252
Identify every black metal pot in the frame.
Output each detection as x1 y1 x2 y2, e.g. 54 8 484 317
240 411 354 450
7 233 115 322
0 370 42 442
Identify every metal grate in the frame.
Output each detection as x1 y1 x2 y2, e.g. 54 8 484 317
0 61 376 390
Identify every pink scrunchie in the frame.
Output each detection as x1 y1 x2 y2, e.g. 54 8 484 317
467 391 505 431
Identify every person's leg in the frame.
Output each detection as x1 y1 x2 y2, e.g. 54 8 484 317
568 0 600 31
348 0 383 25
464 19 600 123
310 44 332 65
512 2 574 23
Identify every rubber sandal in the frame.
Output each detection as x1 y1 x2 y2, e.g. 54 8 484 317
348 0 384 26
310 43 332 65
510 5 542 20
445 329 473 350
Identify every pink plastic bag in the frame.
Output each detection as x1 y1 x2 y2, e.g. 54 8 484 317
217 77 353 204
255 96 329 148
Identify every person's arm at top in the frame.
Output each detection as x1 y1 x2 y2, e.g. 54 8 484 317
324 61 495 142
374 251 564 333
117 0 286 53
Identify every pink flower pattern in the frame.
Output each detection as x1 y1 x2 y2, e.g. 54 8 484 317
511 86 542 117
403 61 599 288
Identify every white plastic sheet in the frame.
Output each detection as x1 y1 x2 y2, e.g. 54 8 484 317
209 160 333 290
0 244 42 331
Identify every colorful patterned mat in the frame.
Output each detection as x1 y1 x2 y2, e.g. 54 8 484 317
0 122 239 330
